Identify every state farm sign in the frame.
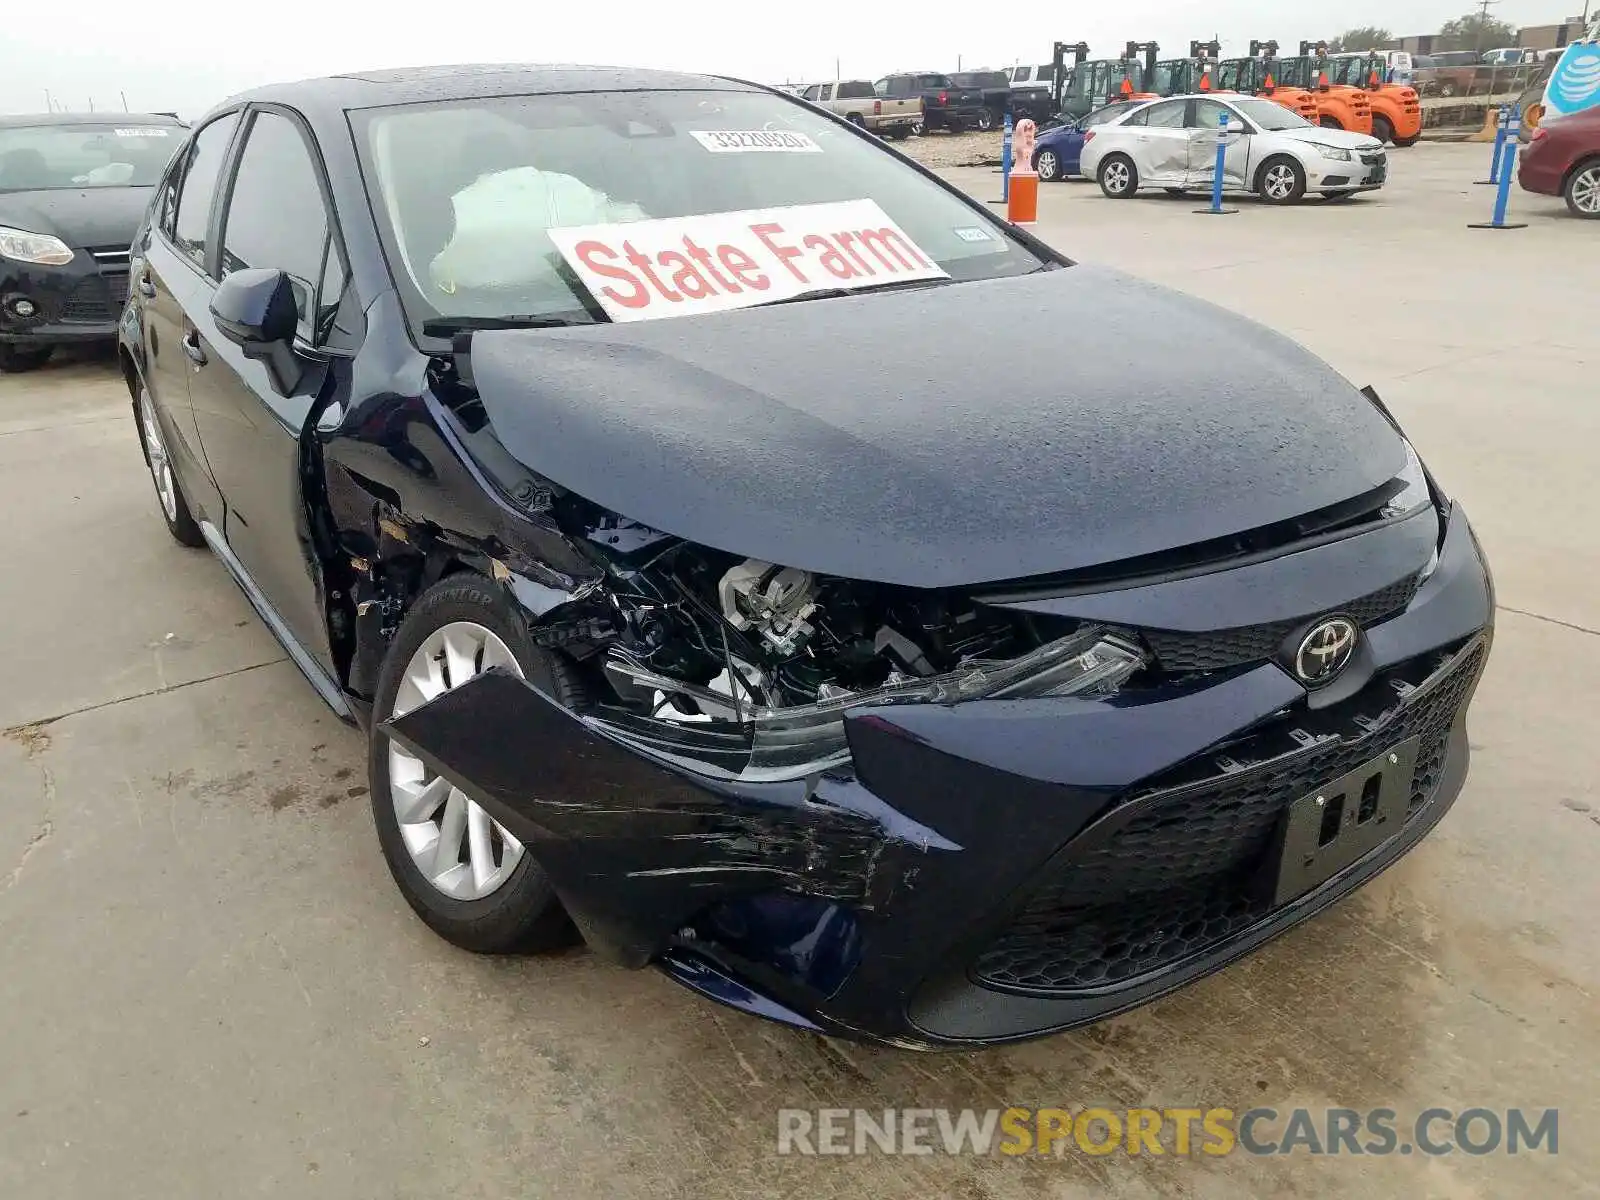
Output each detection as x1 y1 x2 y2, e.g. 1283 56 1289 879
548 199 949 323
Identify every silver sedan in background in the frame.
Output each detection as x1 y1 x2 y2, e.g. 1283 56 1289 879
1079 94 1388 205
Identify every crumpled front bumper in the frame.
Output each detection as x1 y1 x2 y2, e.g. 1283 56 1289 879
384 504 1492 1048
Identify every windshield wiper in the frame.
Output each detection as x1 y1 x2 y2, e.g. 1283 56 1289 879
749 277 956 308
422 311 608 339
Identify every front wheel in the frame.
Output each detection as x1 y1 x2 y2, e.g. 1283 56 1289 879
1098 154 1138 199
1257 156 1307 205
1566 160 1600 219
1036 149 1062 181
370 573 588 954
0 344 52 373
1372 115 1396 145
135 383 205 547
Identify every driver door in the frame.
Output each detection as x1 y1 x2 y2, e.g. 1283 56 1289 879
1185 98 1252 189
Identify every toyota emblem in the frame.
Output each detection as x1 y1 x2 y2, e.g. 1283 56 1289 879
1294 617 1359 685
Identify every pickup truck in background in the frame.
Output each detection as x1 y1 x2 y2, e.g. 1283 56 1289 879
801 80 921 138
875 72 988 132
951 69 1012 130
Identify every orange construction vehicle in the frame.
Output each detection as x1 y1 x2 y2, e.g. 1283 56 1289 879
1326 52 1424 145
1149 40 1223 97
1274 42 1374 135
1214 41 1320 122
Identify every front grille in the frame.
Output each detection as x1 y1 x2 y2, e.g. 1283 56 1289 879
1142 573 1419 674
59 272 126 323
971 640 1486 993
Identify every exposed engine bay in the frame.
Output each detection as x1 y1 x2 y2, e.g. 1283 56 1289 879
536 508 1147 781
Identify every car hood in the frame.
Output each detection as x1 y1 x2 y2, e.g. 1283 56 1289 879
1275 127 1384 152
470 265 1406 588
0 186 152 249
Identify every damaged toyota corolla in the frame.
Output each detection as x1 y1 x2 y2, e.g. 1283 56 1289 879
120 64 1492 1048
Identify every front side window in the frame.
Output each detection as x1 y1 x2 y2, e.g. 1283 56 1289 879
0 122 180 192
172 112 241 270
802 85 821 101
220 110 335 339
353 88 1050 337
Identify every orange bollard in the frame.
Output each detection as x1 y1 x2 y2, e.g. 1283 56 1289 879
1007 119 1038 225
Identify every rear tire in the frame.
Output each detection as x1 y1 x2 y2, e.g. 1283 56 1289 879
910 117 925 136
1372 115 1396 145
976 108 996 132
1565 159 1600 219
0 344 52 373
369 573 589 955
1098 154 1138 198
1256 155 1307 205
846 113 866 129
135 382 205 548
1036 149 1062 181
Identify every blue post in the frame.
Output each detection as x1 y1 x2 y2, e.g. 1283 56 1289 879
1193 109 1239 215
1001 113 1013 203
1476 105 1509 185
1470 110 1528 230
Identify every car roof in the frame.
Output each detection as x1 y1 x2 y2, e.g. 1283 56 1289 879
208 63 755 122
0 112 186 129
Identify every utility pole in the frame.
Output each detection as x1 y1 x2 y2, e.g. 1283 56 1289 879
121 91 129 112
44 88 53 112
1474 0 1498 52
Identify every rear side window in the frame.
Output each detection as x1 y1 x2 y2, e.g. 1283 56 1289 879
220 110 335 340
918 75 950 89
1142 100 1189 129
171 112 240 271
838 81 875 100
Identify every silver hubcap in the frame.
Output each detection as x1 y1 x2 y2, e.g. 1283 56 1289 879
1105 162 1130 193
138 387 178 522
1039 151 1058 178
389 622 526 900
1572 168 1600 214
1265 166 1296 199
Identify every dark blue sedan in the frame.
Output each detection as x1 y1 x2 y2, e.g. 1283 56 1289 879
1031 100 1143 180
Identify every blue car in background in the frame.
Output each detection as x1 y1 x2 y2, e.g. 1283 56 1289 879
1031 100 1143 181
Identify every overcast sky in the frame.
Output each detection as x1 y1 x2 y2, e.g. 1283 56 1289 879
0 0 1565 118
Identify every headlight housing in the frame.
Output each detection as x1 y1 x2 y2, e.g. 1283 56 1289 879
1381 438 1432 521
0 226 75 267
1314 145 1354 161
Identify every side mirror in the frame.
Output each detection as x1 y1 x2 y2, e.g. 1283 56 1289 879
211 267 298 349
209 267 303 395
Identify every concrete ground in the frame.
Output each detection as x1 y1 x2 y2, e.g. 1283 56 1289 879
1 144 1595 1199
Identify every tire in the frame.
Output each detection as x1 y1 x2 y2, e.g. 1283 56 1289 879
1372 115 1396 145
369 573 589 954
1394 135 1421 148
1036 149 1062 182
1566 159 1600 219
1098 154 1138 198
1439 80 1459 98
1256 155 1307 205
846 113 866 129
976 108 996 132
134 381 205 548
910 117 925 137
0 344 52 373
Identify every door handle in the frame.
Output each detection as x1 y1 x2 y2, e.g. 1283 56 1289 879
136 273 156 299
181 329 207 367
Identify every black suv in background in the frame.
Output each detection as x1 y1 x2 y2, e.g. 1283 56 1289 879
0 112 186 371
875 72 988 131
951 70 1012 129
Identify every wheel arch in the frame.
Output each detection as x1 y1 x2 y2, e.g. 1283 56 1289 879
1563 152 1600 194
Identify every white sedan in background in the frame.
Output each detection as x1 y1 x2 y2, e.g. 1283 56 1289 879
1079 94 1388 205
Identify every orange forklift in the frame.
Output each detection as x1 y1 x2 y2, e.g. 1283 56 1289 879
1150 40 1222 97
1214 40 1321 122
1274 41 1374 134
1325 51 1424 145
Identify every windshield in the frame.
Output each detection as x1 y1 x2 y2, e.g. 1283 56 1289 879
354 88 1047 334
1329 57 1380 86
1230 97 1314 131
0 123 179 191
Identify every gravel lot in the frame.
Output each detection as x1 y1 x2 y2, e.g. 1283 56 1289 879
1 143 1595 1200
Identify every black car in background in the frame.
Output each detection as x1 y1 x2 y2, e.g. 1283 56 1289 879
875 71 988 131
0 112 185 371
950 69 1012 129
120 64 1490 1049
